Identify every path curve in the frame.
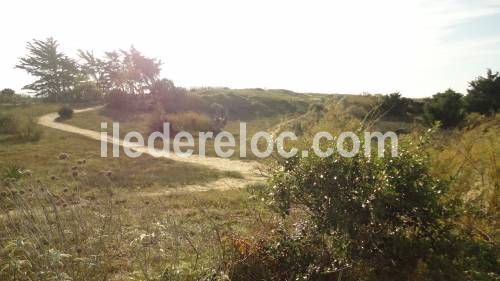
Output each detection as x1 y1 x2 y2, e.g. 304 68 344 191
38 107 266 196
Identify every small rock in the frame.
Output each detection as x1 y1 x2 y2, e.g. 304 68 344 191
58 153 70 160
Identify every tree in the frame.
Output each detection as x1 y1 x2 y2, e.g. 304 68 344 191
0 88 15 103
465 69 500 114
78 50 111 94
150 78 176 100
16 38 82 101
102 47 162 95
424 89 465 128
0 88 15 97
381 92 410 118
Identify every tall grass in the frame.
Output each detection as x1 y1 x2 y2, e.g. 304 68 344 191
0 114 42 142
0 180 270 280
149 110 214 134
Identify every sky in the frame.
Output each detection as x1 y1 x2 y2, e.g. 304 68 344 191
1 0 500 98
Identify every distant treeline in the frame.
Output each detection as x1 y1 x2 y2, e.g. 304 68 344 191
11 38 309 121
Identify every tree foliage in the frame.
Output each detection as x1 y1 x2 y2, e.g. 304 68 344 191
381 92 407 116
0 88 15 97
465 69 500 114
102 47 161 95
16 38 82 101
78 50 111 94
424 89 465 128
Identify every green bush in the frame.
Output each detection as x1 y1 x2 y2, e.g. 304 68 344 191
0 88 22 104
226 137 499 280
16 116 42 142
0 114 42 142
380 92 410 118
424 89 465 128
1 163 24 181
0 114 17 134
0 88 15 98
58 106 74 120
465 69 500 114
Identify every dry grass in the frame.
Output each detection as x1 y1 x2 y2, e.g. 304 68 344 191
0 182 273 280
0 103 274 280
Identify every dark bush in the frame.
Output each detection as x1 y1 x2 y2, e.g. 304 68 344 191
0 114 17 134
424 89 465 128
381 92 411 118
465 69 500 114
58 106 74 120
0 88 15 97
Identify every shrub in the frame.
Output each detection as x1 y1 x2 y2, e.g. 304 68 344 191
424 89 465 128
0 114 17 134
0 88 15 97
167 111 213 133
210 103 227 133
381 92 411 118
0 114 42 142
16 116 42 142
149 109 215 134
225 228 339 281
58 106 74 120
0 88 16 104
226 137 499 280
105 89 130 112
465 69 500 114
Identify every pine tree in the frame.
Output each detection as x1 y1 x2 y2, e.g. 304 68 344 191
16 38 82 101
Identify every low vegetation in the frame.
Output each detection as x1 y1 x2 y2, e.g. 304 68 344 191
57 106 74 120
0 106 43 143
0 37 498 280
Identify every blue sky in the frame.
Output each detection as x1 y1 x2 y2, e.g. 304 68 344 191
1 0 499 98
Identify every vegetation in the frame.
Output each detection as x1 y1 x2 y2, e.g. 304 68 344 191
58 106 74 120
0 89 30 104
0 108 43 143
2 37 499 280
465 69 500 114
16 38 82 101
226 135 498 280
424 89 465 128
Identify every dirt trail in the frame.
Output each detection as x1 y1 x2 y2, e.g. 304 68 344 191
38 107 265 195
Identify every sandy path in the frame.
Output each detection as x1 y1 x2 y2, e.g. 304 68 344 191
38 107 266 195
